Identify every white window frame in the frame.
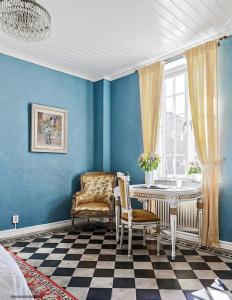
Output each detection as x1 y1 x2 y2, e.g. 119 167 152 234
158 61 195 180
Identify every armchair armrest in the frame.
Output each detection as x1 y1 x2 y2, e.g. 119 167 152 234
72 191 84 208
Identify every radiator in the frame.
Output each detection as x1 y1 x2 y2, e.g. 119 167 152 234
153 199 198 233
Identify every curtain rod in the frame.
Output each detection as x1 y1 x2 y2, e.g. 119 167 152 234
164 54 183 64
218 35 230 46
136 32 232 71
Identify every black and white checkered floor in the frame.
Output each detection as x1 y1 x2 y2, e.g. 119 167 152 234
3 225 232 300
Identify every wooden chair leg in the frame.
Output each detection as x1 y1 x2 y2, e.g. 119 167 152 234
143 226 146 246
120 223 124 248
156 223 161 256
71 217 75 232
128 226 132 258
109 216 113 232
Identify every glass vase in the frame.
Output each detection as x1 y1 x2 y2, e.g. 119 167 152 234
145 171 154 187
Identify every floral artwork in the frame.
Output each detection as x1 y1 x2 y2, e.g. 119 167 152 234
31 104 67 153
38 113 62 146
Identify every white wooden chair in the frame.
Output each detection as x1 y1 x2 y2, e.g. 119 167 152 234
117 172 161 258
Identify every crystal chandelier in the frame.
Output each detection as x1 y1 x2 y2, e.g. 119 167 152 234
0 0 51 42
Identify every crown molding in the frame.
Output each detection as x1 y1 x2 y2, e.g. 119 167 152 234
0 47 97 82
1 29 232 83
107 30 232 81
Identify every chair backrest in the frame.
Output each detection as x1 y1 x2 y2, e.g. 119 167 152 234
117 172 131 211
80 172 116 203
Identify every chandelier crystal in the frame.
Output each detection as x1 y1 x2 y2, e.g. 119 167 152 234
0 0 51 42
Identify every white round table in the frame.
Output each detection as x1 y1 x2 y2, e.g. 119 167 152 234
114 180 202 260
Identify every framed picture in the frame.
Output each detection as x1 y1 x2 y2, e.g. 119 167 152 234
31 104 67 153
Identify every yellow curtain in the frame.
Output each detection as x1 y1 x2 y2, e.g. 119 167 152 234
139 62 164 216
185 41 219 247
138 62 164 153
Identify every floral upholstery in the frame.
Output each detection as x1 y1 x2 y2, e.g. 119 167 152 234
74 174 116 206
71 172 116 222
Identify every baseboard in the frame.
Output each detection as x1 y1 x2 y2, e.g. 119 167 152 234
0 219 74 240
0 217 109 240
219 240 232 251
162 230 199 243
162 229 232 251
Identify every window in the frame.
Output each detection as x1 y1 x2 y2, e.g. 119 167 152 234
158 58 198 179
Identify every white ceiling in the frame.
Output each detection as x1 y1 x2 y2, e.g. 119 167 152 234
0 0 232 81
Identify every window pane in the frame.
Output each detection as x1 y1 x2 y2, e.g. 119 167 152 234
165 116 174 135
176 136 185 155
176 94 185 115
175 74 185 93
176 156 186 175
165 137 174 155
165 78 173 96
166 96 173 112
166 156 174 174
176 118 185 135
159 62 197 179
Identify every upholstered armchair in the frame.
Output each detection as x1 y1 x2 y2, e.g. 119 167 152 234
71 172 117 230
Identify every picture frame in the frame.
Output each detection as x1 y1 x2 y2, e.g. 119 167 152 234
31 104 68 153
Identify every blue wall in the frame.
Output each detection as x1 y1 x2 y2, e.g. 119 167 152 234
111 72 144 184
93 80 104 170
102 80 111 171
218 37 232 242
93 79 111 171
0 54 94 230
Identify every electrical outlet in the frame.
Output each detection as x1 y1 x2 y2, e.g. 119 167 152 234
12 215 19 224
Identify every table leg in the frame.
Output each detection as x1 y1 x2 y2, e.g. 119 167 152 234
197 198 203 247
170 205 177 260
115 196 120 242
143 200 149 235
143 200 148 211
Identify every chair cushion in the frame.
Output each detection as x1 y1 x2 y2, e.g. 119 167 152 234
121 209 160 223
72 202 110 214
77 174 115 204
84 196 109 203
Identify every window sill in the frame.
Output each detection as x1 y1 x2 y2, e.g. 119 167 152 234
157 176 202 183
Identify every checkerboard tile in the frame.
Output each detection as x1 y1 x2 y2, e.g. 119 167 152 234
3 225 232 300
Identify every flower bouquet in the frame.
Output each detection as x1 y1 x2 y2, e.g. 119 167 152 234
138 153 160 186
188 161 202 182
